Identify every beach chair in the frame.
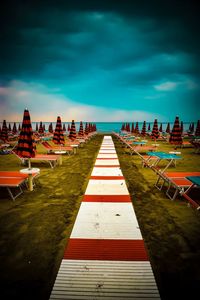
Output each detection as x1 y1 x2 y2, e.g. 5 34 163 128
155 171 200 201
0 171 39 200
41 141 73 155
12 150 61 168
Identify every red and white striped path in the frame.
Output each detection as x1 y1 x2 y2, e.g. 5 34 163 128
50 136 160 299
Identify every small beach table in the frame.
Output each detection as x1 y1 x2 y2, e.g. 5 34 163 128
20 168 40 191
183 176 200 209
146 151 182 173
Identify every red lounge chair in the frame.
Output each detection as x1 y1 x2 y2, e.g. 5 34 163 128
155 171 200 201
0 171 39 200
41 141 73 155
12 150 61 168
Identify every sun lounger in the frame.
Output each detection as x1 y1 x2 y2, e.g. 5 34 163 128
41 141 73 155
0 171 39 200
155 171 200 201
12 150 61 168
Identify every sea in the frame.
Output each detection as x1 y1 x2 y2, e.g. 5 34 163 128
1 121 195 133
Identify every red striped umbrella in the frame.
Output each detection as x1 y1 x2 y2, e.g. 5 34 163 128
85 122 89 135
166 122 170 133
195 120 200 137
141 121 146 136
63 123 66 132
18 123 21 131
0 120 8 141
69 120 77 141
151 119 160 140
53 116 65 145
78 121 84 136
38 121 44 134
135 122 139 134
8 123 11 132
48 122 53 133
169 116 183 146
43 124 46 132
16 109 36 165
35 123 38 132
148 123 151 131
12 122 17 134
180 121 183 134
159 123 163 132
131 123 134 133
68 124 70 132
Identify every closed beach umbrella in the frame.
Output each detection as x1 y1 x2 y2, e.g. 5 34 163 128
68 124 70 132
0 120 8 141
166 122 170 133
63 123 66 132
36 123 38 132
169 116 183 146
181 121 183 134
195 120 200 137
78 121 84 136
53 116 65 145
151 119 160 140
8 123 11 132
43 124 46 132
135 122 139 134
16 109 36 190
148 123 151 131
69 120 77 141
141 121 146 136
18 123 21 131
38 121 44 134
48 122 53 133
159 123 163 132
12 122 17 134
131 122 135 133
85 122 89 135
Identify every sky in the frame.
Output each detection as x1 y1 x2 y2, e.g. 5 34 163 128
0 0 199 122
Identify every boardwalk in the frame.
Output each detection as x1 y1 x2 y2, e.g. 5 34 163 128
49 136 160 299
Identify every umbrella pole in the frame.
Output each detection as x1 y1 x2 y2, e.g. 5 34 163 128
28 158 33 191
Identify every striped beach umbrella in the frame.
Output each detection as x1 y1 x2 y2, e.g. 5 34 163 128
48 122 53 133
0 120 8 141
78 121 84 137
169 116 183 146
148 123 151 131
69 120 77 141
53 116 65 145
43 124 46 132
16 109 36 166
159 123 163 132
151 119 159 140
131 122 135 133
141 121 146 136
135 122 139 134
12 122 17 134
63 123 66 132
39 121 44 134
35 123 38 132
18 123 21 132
166 122 170 133
85 122 89 135
8 123 11 132
195 120 200 137
68 124 70 132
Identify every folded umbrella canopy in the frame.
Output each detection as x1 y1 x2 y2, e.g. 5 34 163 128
169 116 183 146
69 120 77 141
78 121 84 137
166 122 170 133
85 122 89 135
151 119 160 141
0 120 8 142
16 109 36 190
141 121 146 136
53 116 65 145
39 121 44 134
12 122 17 135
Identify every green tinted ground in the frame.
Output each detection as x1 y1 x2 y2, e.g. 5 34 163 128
0 134 200 300
113 135 200 300
0 135 103 300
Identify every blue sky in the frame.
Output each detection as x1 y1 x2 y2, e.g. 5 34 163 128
0 0 199 122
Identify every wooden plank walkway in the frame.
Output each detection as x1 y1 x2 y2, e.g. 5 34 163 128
49 136 160 299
